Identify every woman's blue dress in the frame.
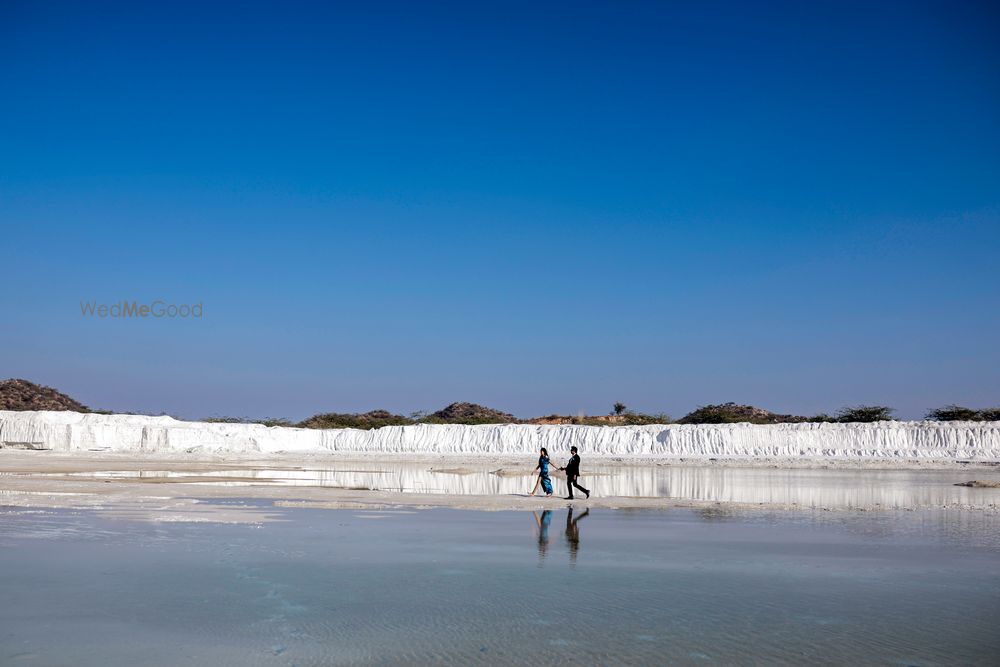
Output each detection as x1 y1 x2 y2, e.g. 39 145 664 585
538 455 553 495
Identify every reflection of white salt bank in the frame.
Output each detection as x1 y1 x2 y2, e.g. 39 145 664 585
12 465 995 509
1 410 998 460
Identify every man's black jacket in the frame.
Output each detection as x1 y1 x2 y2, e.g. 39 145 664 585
565 454 581 478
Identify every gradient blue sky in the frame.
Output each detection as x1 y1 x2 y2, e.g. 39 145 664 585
2 0 998 420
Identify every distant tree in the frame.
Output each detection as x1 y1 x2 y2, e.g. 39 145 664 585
613 402 627 416
258 418 292 427
677 403 786 424
299 410 413 430
603 412 668 426
836 405 895 423
807 413 836 423
980 408 1000 421
203 416 291 427
926 405 981 421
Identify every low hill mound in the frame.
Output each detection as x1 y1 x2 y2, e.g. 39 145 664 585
527 413 669 426
299 410 411 430
425 402 515 425
678 402 807 424
0 379 89 412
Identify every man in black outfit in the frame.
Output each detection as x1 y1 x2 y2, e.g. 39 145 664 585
559 446 590 500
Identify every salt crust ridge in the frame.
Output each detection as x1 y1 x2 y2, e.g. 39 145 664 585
2 410 998 460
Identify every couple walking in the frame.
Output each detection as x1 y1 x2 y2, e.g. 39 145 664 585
530 446 590 500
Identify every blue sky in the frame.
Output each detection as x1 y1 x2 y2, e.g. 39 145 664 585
2 0 998 420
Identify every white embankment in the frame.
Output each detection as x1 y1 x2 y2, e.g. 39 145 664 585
1 410 999 460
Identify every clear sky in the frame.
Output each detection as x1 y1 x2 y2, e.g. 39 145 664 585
2 0 998 421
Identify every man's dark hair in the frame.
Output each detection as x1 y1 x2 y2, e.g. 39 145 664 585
570 446 578 453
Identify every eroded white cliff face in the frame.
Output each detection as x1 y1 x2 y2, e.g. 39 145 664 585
0 410 998 460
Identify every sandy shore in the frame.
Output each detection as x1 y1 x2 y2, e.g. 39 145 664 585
2 450 998 522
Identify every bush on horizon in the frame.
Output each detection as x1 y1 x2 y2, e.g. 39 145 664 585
299 410 412 430
417 415 504 426
203 416 245 423
677 403 905 425
420 402 516 425
679 407 745 424
835 406 895 423
568 412 671 426
204 416 293 427
619 412 672 425
677 403 801 424
926 405 1000 421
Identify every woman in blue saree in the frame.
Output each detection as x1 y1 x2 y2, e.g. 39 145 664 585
529 447 554 496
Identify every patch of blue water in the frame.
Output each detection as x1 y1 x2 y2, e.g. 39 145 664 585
0 506 998 665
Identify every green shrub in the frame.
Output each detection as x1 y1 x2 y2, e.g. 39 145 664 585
203 416 292 427
299 410 412 430
416 415 509 425
678 403 797 424
678 404 745 424
926 406 1000 421
926 405 981 421
836 406 895 423
420 402 516 425
258 418 293 427
618 412 671 425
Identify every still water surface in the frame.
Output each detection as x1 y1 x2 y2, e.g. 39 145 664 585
1 504 998 665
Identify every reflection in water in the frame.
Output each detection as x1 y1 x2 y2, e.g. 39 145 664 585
1 506 998 665
565 507 589 563
532 509 589 565
533 510 551 563
10 464 1000 509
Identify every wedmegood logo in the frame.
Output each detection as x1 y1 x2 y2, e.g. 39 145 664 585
79 301 203 318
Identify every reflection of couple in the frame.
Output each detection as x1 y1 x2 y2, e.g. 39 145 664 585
532 507 589 563
529 446 591 500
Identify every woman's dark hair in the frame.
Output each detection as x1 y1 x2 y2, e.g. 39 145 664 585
540 447 548 457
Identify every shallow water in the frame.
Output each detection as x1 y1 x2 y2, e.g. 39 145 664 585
1 504 998 665
8 463 1000 509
